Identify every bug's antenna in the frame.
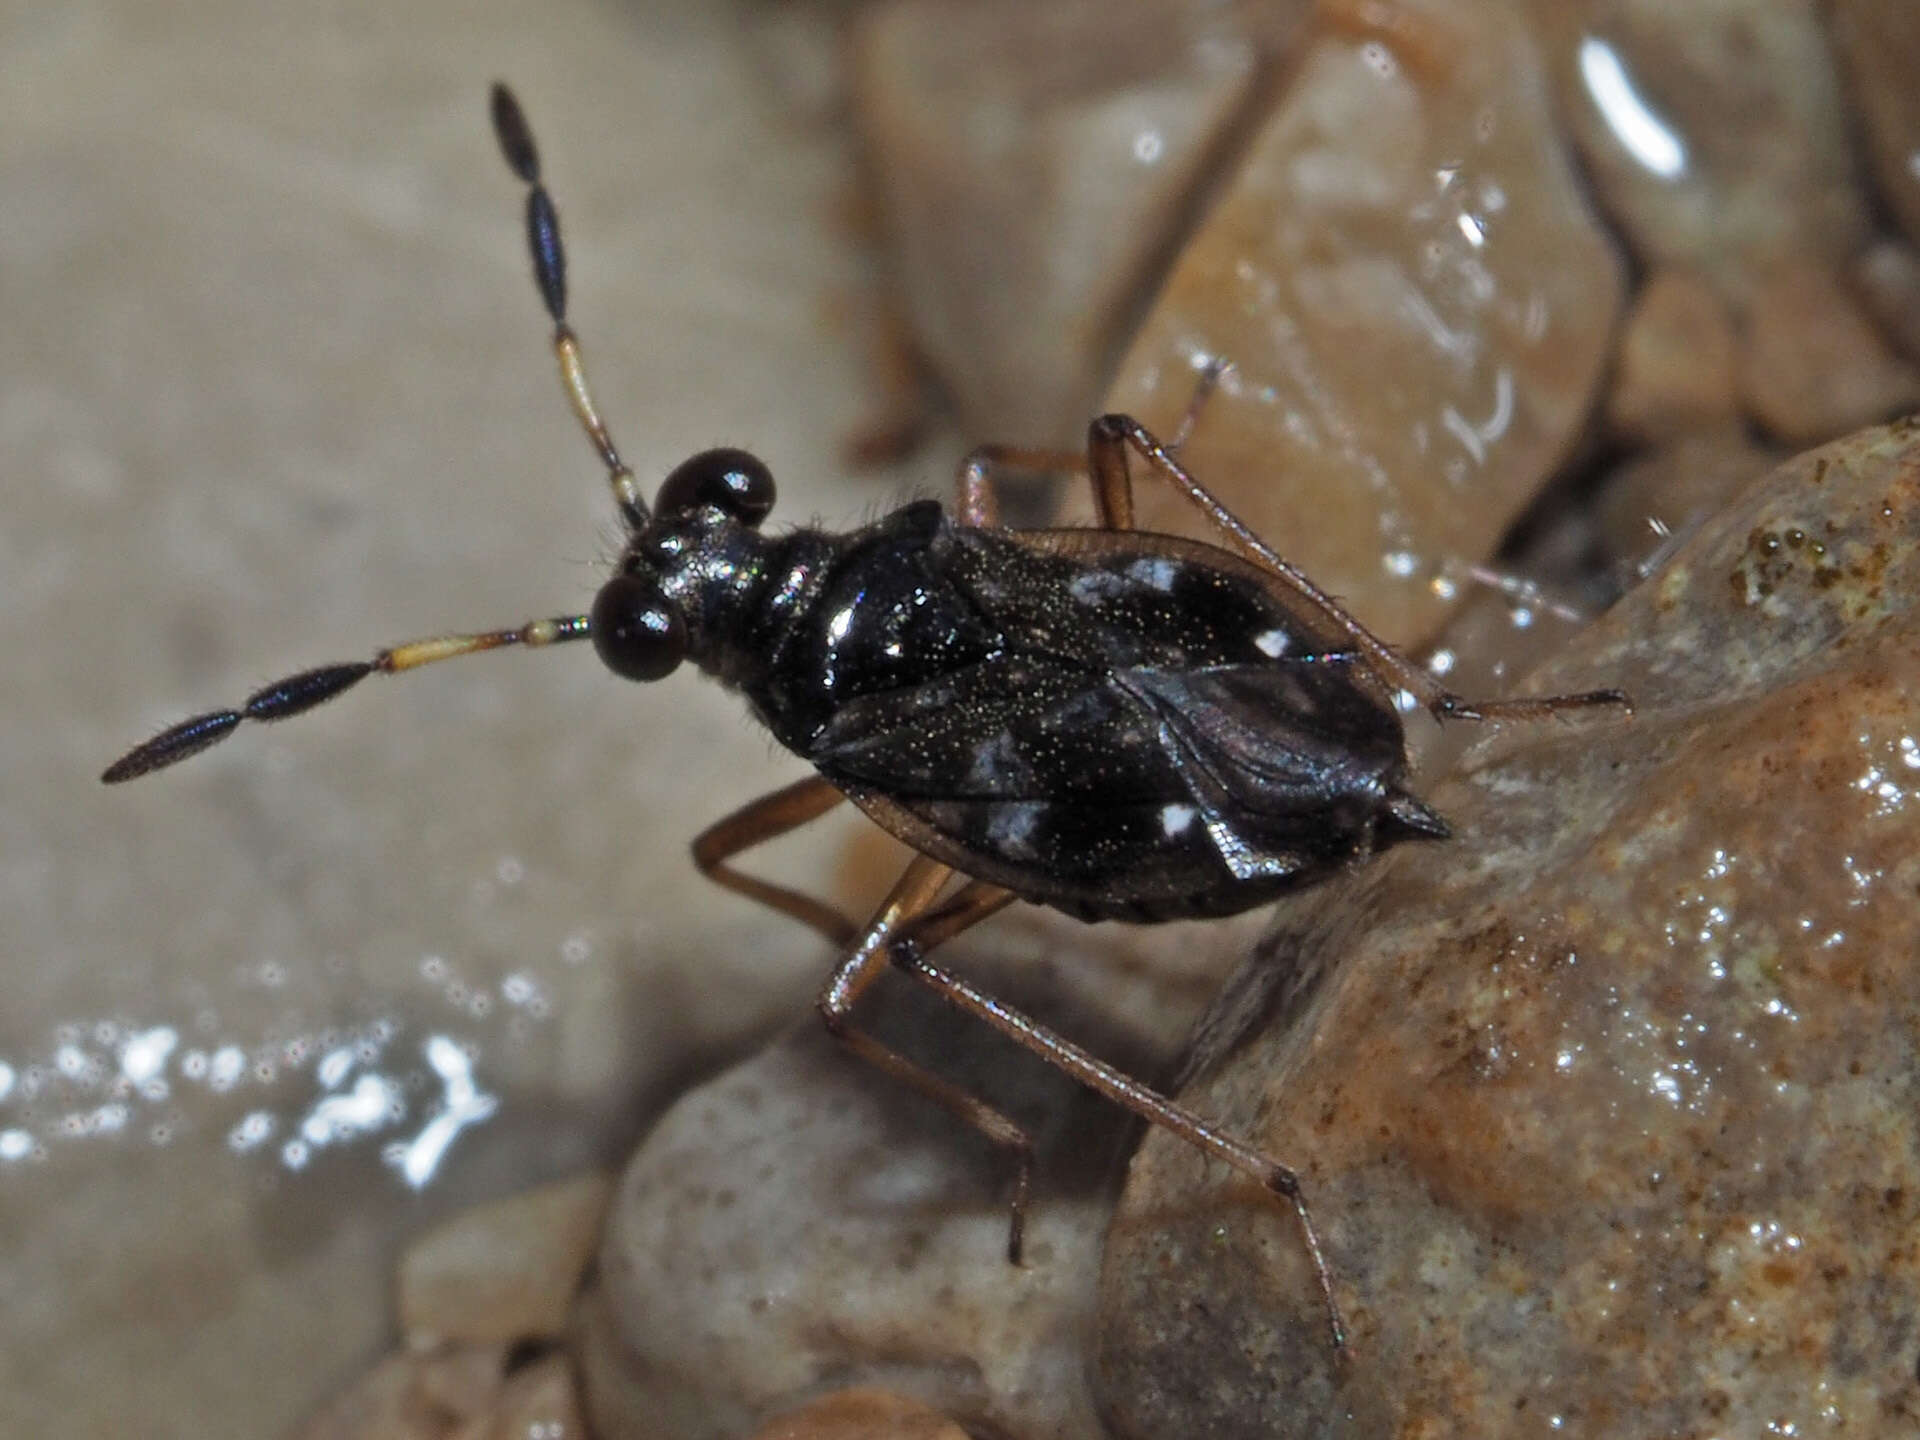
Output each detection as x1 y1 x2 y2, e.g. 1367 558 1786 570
100 616 594 783
490 82 649 530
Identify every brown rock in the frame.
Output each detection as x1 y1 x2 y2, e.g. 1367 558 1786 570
851 0 1298 447
1096 420 1920 1436
1605 268 1739 442
1594 425 1779 573
1536 0 1870 302
1738 259 1920 447
291 1354 432 1440
1105 0 1623 647
398 1173 613 1348
482 1355 586 1440
746 1387 970 1440
1827 0 1920 253
581 910 1258 1440
1853 239 1920 367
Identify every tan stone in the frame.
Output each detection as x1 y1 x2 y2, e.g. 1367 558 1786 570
483 1355 587 1440
1105 0 1623 646
398 1174 613 1347
746 1387 969 1440
851 0 1300 449
1738 259 1920 447
1536 0 1870 302
1606 269 1739 442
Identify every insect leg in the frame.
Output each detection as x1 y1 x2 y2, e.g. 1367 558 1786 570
952 365 1228 526
100 615 592 783
490 83 648 529
1085 412 1630 725
891 946 1349 1351
953 445 1088 527
691 776 860 948
818 856 1040 1260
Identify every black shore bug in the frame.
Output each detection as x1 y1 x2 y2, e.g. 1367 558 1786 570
104 84 1630 1350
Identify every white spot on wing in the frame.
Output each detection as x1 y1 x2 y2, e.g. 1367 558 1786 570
1070 570 1130 605
987 804 1043 859
1159 803 1197 836
1254 629 1289 658
1128 557 1179 592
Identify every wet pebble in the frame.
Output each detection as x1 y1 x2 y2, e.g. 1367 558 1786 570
850 0 1291 447
1096 419 1920 1437
1539 0 1868 301
579 911 1249 1440
1605 268 1739 444
1105 0 1623 644
744 1386 970 1440
397 1172 613 1347
1736 258 1920 448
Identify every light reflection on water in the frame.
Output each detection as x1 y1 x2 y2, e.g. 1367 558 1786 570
0 962 546 1190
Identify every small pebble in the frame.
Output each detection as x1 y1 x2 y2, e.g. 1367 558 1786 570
398 1173 613 1348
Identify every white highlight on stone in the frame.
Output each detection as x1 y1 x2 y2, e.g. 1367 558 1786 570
1578 37 1686 180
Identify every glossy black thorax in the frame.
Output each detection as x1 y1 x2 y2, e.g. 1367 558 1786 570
630 500 1446 924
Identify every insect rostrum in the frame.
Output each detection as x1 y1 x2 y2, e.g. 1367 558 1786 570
104 84 1629 1352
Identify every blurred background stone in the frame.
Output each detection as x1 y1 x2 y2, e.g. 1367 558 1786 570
850 0 1300 455
1535 0 1868 304
1604 268 1739 444
397 1171 611 1346
744 1387 971 1440
1827 0 1920 256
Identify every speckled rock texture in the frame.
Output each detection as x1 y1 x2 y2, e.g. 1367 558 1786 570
1096 419 1920 1437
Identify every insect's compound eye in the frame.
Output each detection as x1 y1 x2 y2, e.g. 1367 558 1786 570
590 574 687 682
655 448 776 527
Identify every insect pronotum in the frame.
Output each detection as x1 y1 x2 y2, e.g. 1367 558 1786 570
104 85 1629 1351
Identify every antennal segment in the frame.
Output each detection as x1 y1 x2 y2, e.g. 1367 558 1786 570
489 82 649 530
101 614 591 783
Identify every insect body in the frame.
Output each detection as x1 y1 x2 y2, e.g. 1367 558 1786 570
104 86 1628 1351
737 503 1451 924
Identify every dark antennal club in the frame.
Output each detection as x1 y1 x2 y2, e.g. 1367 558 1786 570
99 619 591 784
487 82 646 529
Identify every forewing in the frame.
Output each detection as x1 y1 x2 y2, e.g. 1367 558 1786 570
807 651 1179 803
